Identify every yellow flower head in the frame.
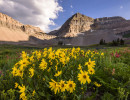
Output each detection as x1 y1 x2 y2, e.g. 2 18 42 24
16 69 23 78
78 70 91 84
29 67 34 78
20 92 27 100
21 51 27 59
78 64 82 70
43 78 45 81
101 53 104 56
47 67 51 72
66 80 76 93
59 80 66 92
32 90 36 96
15 82 19 88
85 58 95 68
39 58 47 71
88 68 95 75
54 71 62 77
94 82 102 87
12 67 18 76
18 84 26 93
49 79 60 94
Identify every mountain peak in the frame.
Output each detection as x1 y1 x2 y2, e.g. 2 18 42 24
54 12 94 37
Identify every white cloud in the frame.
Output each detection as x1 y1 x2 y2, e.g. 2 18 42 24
0 0 3 4
70 5 73 8
120 6 123 9
0 0 63 32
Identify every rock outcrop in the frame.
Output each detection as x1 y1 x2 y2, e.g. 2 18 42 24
0 12 56 42
91 16 130 30
51 13 94 37
1 12 130 46
48 13 130 45
0 12 23 30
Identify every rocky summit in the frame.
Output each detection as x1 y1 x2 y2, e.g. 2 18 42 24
49 13 94 37
47 13 130 46
49 13 130 37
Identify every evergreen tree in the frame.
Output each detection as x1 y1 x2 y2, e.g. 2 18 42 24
120 39 124 45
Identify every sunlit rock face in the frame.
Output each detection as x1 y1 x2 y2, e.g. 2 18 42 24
0 12 56 42
50 13 94 37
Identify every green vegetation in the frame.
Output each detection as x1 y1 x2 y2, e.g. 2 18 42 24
0 44 130 100
123 33 130 38
99 38 125 46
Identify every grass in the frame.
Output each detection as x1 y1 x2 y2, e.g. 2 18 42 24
0 44 130 100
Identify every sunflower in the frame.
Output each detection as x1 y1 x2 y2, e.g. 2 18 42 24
49 79 60 94
85 58 95 68
59 80 66 92
78 70 91 84
66 80 76 93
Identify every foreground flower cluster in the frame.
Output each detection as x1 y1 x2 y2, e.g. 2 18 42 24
12 47 103 99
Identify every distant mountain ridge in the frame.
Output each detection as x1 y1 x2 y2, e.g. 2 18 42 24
0 12 130 46
49 13 130 38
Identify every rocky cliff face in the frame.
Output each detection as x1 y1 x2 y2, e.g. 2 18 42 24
0 12 45 35
91 16 130 30
0 12 56 42
52 13 94 37
0 12 23 30
50 14 130 38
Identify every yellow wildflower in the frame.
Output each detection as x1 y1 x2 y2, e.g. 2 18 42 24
78 64 82 70
66 80 76 93
39 58 47 71
43 78 45 81
18 84 27 100
21 51 27 59
18 84 26 93
55 65 58 71
15 82 19 88
32 90 36 96
12 67 18 76
20 92 27 100
78 70 91 84
94 82 102 87
47 67 51 72
17 69 24 78
85 58 95 68
101 53 104 56
37 51 41 60
54 71 62 77
29 67 34 77
88 68 95 75
48 52 55 60
59 80 66 92
49 79 60 94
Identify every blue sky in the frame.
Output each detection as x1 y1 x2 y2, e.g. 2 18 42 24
50 0 130 30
